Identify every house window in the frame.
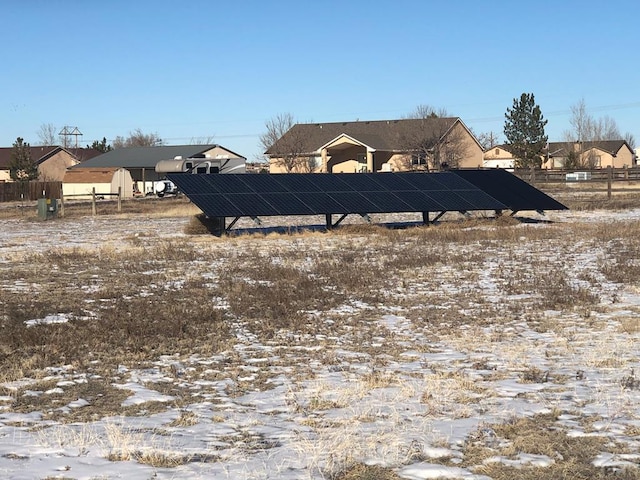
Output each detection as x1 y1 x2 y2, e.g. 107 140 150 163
495 148 499 155
412 153 426 165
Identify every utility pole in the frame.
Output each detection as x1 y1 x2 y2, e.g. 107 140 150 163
59 126 82 149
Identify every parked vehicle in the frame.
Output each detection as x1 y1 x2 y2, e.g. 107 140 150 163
154 179 178 197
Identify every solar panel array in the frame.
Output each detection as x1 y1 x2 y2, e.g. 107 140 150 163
166 171 518 219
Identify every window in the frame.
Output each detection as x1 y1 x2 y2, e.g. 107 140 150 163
412 153 426 165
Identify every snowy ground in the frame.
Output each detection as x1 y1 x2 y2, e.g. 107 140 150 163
1 207 640 479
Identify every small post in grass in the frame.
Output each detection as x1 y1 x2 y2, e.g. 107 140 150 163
92 187 97 216
117 186 122 212
607 166 612 199
59 187 65 218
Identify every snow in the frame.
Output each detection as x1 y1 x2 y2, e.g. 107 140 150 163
1 208 640 478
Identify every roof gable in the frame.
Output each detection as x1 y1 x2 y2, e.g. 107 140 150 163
63 167 121 183
0 146 101 169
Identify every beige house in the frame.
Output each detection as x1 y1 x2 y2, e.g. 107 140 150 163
484 140 636 170
483 146 516 169
0 146 102 182
62 168 135 199
266 118 483 173
545 140 635 169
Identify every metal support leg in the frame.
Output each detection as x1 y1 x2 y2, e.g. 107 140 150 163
226 216 241 232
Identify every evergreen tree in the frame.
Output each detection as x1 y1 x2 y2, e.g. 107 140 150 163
504 93 548 168
89 137 112 153
9 137 38 181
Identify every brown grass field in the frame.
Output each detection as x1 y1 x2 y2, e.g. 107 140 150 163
1 188 640 479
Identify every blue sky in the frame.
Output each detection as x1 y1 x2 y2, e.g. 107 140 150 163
2 0 638 160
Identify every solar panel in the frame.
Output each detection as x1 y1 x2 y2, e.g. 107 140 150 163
392 191 446 211
236 174 289 193
167 170 565 227
338 174 387 192
397 173 452 191
358 191 414 212
299 192 351 214
453 169 568 211
259 192 316 215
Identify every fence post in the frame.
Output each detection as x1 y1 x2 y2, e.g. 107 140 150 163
607 166 612 199
92 187 97 216
117 186 122 212
59 186 65 218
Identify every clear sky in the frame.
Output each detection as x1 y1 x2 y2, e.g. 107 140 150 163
2 0 638 160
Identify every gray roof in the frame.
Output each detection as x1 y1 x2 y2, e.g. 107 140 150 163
266 118 460 155
548 140 631 156
71 145 220 169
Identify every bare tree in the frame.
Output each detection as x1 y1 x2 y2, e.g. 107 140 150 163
189 135 216 145
474 130 501 150
561 98 634 168
260 113 315 172
625 132 636 149
405 104 450 119
400 105 470 171
37 123 58 146
112 129 164 148
564 98 622 143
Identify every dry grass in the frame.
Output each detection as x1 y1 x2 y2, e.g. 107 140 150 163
464 412 640 480
2 192 640 477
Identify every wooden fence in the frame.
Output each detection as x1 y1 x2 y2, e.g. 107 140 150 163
512 166 640 198
0 182 62 202
512 166 640 184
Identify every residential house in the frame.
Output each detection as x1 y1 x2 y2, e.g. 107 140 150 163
484 140 636 169
266 118 484 173
71 144 246 195
0 146 101 182
483 146 516 169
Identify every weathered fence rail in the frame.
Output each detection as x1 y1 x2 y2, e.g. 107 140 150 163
512 166 640 198
0 182 62 202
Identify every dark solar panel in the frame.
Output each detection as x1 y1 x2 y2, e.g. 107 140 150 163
339 174 387 191
260 193 316 215
299 192 351 214
369 173 417 191
328 192 382 213
392 191 446 211
209 175 258 194
431 172 480 190
425 191 475 211
167 170 564 222
452 169 568 211
275 174 324 192
190 194 244 217
238 174 289 193
359 191 414 212
397 173 451 191
308 174 356 192
225 194 277 216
